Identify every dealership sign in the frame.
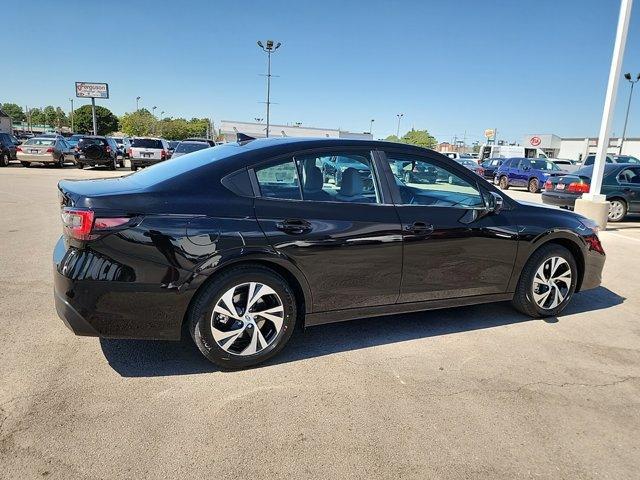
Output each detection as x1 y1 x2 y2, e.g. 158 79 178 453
530 136 542 146
484 128 495 139
75 82 109 99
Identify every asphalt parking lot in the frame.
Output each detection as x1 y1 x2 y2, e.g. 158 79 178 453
1 164 639 479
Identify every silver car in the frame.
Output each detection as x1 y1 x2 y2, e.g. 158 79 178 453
17 137 73 168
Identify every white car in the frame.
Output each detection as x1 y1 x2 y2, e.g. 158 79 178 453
129 138 170 171
548 158 581 173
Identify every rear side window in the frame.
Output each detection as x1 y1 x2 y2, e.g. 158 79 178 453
133 139 163 149
175 142 209 154
255 159 301 200
78 138 106 147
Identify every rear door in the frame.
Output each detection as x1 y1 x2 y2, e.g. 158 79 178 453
253 149 403 313
617 167 640 213
511 159 529 186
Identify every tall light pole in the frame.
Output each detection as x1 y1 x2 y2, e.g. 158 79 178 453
396 113 404 138
620 72 640 152
369 118 375 136
136 96 141 111
152 106 157 134
69 98 74 132
257 39 281 138
254 117 263 123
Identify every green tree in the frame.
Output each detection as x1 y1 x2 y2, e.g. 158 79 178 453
74 105 119 135
29 108 45 125
119 109 155 136
401 129 438 149
1 103 25 123
55 107 69 127
43 106 57 126
384 135 401 142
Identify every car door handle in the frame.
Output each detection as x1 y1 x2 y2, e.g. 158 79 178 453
276 219 312 235
404 222 434 235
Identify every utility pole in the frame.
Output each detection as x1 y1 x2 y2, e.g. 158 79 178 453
396 113 404 138
91 98 97 135
257 40 282 138
369 119 375 136
136 96 141 111
69 98 74 132
620 72 640 153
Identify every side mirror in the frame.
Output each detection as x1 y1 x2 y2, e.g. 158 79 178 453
485 191 504 214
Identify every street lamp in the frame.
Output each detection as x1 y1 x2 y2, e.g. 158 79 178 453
136 96 141 111
369 119 375 136
160 111 165 118
396 113 404 138
152 106 157 116
257 39 281 138
620 72 640 152
254 117 263 123
69 98 74 132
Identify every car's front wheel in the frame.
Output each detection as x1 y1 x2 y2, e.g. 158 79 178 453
528 177 539 193
608 198 627 222
512 244 577 318
499 175 509 190
189 265 298 369
0 153 8 167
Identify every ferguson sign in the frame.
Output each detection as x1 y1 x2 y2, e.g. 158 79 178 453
75 82 109 99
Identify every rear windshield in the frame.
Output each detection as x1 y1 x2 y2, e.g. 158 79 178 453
25 138 55 146
174 142 209 154
78 138 106 146
133 139 163 149
128 143 242 186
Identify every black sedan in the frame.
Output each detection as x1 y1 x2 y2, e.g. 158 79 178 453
54 138 606 369
481 157 504 179
542 163 640 222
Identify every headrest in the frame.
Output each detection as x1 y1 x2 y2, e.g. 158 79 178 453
340 167 364 197
304 166 324 193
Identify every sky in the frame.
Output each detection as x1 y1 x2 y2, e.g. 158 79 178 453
3 0 640 144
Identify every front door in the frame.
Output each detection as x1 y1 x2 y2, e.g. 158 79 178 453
253 150 403 313
381 150 519 303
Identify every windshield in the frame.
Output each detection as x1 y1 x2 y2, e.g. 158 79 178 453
174 142 210 154
25 138 55 146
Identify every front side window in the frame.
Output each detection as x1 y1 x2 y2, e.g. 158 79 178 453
295 152 379 204
255 159 301 200
386 153 484 208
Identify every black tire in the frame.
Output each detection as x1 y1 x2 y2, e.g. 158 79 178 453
56 155 65 168
119 158 125 168
188 265 298 369
607 198 627 222
21 161 31 168
108 156 117 170
499 175 509 190
130 164 138 171
528 177 539 193
76 162 84 169
0 153 8 167
512 244 577 318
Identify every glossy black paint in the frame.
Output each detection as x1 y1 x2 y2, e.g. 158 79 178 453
53 138 605 340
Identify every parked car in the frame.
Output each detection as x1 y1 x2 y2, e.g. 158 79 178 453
168 140 180 155
65 134 84 149
455 158 484 177
0 132 18 166
183 137 216 147
582 154 640 166
321 154 373 188
54 138 605 369
171 140 211 159
74 136 119 170
443 152 475 162
548 158 581 173
495 157 565 193
542 163 640 222
111 136 132 161
392 160 438 184
480 158 504 179
16 137 72 167
129 138 171 170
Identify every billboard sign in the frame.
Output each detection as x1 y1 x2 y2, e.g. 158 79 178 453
75 82 109 99
484 128 495 140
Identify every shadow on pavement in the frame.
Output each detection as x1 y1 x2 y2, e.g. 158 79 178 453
100 286 624 378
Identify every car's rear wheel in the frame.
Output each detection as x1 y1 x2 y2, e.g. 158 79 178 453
512 244 577 318
76 162 84 169
0 153 8 167
130 164 138 171
499 175 509 189
56 155 65 168
108 156 117 170
528 178 539 193
21 161 31 168
188 265 298 369
608 198 627 222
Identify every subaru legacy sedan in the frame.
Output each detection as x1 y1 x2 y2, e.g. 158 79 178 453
54 138 605 369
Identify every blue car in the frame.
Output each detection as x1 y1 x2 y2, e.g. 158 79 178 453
494 157 565 193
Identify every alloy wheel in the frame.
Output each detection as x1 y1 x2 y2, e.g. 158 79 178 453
608 200 625 221
210 282 284 356
531 256 572 310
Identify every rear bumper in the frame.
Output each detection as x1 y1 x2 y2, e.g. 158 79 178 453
17 153 57 163
580 245 606 291
131 157 165 167
75 154 112 165
541 192 578 208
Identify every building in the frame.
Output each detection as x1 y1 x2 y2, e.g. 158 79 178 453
523 134 640 160
219 120 372 142
0 109 12 134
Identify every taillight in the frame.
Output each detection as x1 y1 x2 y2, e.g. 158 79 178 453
544 179 553 190
585 234 605 255
106 146 111 153
567 182 590 193
477 167 484 176
46 147 54 153
61 208 94 240
61 207 131 240
161 149 167 159
16 147 22 152
128 148 132 157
